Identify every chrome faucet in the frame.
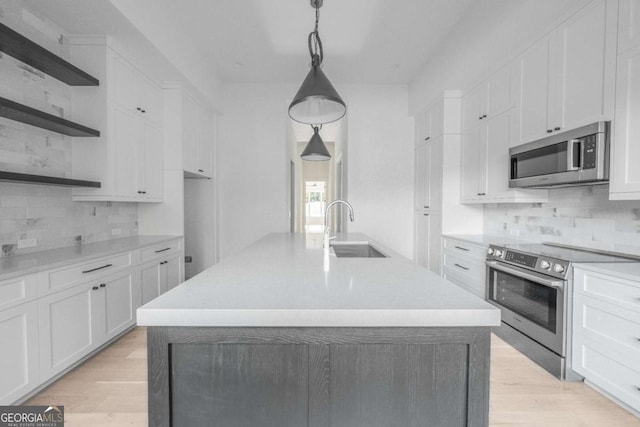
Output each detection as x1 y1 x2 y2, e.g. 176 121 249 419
324 200 354 248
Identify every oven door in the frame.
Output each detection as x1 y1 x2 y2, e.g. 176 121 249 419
486 260 565 355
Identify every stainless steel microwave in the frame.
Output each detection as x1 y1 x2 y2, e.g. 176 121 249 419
509 121 610 188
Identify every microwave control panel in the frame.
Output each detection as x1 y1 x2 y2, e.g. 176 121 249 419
581 134 597 169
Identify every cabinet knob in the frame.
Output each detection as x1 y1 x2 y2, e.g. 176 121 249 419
478 116 483 120
424 137 430 141
554 127 561 131
100 283 106 288
136 107 141 111
423 213 429 216
482 114 487 119
141 110 146 113
92 286 99 291
198 169 204 172
547 129 553 133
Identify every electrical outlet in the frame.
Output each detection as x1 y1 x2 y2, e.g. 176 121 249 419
111 228 122 236
17 238 37 249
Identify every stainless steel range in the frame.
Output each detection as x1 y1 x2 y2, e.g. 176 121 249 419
486 242 637 380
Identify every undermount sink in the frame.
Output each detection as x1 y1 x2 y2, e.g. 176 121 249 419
330 241 388 258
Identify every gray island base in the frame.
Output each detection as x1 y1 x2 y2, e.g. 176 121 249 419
148 326 490 427
138 233 499 427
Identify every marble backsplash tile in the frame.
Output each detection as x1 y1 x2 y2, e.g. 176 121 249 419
484 185 640 256
0 3 138 257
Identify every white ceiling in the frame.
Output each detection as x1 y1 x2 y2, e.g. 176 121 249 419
25 0 476 85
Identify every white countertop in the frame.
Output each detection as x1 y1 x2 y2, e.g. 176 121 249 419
0 235 181 281
573 262 640 282
137 233 500 328
442 234 530 246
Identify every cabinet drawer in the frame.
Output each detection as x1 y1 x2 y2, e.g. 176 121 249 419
37 252 134 296
573 293 640 366
574 268 640 310
140 239 182 263
576 344 640 412
0 275 37 311
443 250 486 279
443 238 487 262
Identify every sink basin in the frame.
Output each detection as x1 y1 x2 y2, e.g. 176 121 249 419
330 242 388 258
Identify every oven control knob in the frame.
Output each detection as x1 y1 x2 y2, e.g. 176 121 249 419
494 250 503 257
540 260 551 270
487 248 494 255
553 264 566 273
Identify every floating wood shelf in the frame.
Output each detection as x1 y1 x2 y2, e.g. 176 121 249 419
0 22 99 86
0 96 100 137
0 171 101 188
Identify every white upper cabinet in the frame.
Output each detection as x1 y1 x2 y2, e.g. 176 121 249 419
514 0 617 145
69 37 164 202
610 45 640 199
461 66 547 204
462 63 513 131
415 100 444 145
166 86 215 179
618 0 640 53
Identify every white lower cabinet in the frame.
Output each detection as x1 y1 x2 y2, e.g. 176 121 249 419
0 237 184 404
0 301 39 404
38 268 139 381
141 253 184 305
442 237 487 298
38 281 101 380
572 266 640 414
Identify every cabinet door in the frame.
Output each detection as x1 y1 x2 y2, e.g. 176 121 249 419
182 95 199 174
414 143 430 210
165 255 183 291
428 136 443 211
460 126 480 201
38 283 102 380
414 213 427 267
611 46 640 199
140 263 161 305
102 271 138 340
0 301 39 404
486 63 513 117
196 106 214 177
427 213 442 275
515 34 554 144
618 0 640 53
415 108 431 146
139 74 163 127
140 122 164 200
555 0 616 132
111 52 137 110
462 85 482 130
484 111 512 198
112 106 140 198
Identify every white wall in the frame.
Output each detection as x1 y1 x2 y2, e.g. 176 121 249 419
218 83 413 260
409 0 589 113
343 85 414 259
217 84 293 259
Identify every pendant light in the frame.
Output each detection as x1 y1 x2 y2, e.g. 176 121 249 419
288 0 346 125
301 125 331 161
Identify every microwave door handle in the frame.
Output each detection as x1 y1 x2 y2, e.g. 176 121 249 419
486 260 565 290
567 139 581 171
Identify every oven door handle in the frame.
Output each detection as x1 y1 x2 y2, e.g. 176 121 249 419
486 260 565 290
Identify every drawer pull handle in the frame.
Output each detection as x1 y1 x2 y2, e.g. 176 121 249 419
82 263 113 274
155 248 171 253
454 246 470 252
92 286 99 291
99 283 106 288
454 263 470 271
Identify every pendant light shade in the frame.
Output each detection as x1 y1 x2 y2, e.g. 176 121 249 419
288 0 345 125
301 126 331 161
289 58 346 125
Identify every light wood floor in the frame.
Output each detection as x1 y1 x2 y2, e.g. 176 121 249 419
27 328 640 426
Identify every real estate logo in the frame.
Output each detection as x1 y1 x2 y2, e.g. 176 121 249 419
0 406 64 427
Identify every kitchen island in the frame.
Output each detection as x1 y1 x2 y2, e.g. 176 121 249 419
137 233 500 427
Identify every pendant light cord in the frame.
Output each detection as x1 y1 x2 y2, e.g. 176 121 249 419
308 2 323 66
